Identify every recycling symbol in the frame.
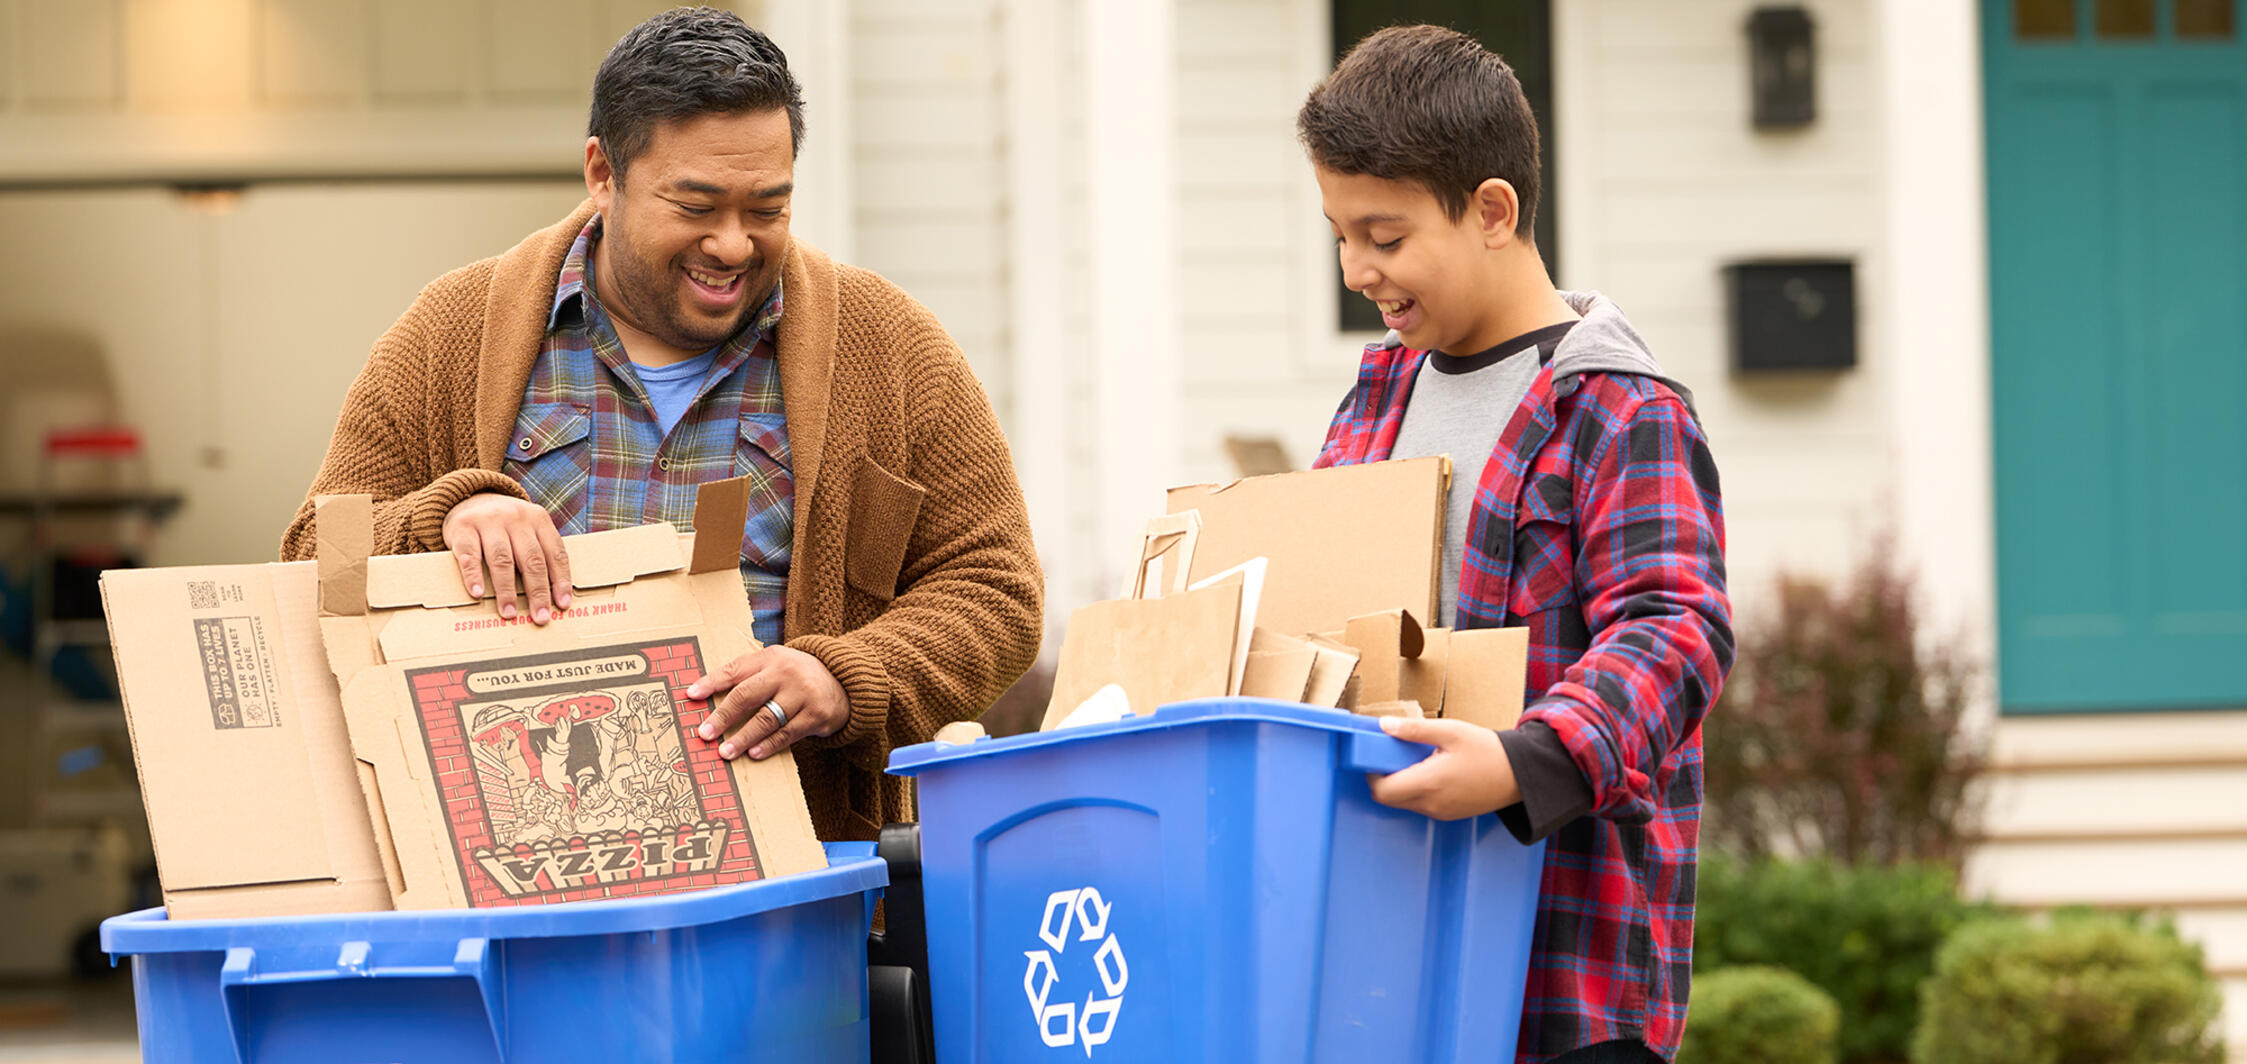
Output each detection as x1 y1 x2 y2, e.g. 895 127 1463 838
1022 886 1127 1054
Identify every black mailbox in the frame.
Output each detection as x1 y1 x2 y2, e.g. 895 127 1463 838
1725 259 1855 372
1749 6 1815 129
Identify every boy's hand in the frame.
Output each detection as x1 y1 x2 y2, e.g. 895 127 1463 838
1368 716 1523 820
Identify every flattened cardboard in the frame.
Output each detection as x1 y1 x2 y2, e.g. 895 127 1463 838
101 561 392 920
1166 457 1448 637
319 480 825 911
1442 627 1530 731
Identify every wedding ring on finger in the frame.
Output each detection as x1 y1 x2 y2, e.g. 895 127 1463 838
762 699 787 728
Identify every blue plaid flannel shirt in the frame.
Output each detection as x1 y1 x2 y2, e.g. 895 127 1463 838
503 216 793 644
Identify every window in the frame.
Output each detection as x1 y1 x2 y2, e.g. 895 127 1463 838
2013 0 2077 38
2095 0 2157 37
2176 0 2238 37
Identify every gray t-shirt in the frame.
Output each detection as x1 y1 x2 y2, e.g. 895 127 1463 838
1388 322 1577 626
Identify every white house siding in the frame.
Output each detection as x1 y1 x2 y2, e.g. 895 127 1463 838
1554 0 1889 626
1973 711 2247 1056
1172 0 1357 491
848 0 1011 412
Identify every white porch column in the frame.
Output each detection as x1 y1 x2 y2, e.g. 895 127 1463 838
757 0 855 262
1002 0 1075 633
1876 0 1997 686
1083 0 1180 595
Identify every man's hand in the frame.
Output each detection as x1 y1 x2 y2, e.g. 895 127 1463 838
687 646 850 761
1367 716 1523 820
441 493 572 625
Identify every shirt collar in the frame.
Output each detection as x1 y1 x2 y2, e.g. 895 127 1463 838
549 214 785 344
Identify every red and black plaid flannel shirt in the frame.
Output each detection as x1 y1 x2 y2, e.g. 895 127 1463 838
1315 339 1732 1062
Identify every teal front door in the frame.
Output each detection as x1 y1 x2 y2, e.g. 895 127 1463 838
1985 0 2247 712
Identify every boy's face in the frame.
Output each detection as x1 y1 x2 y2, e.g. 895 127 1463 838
1317 166 1502 355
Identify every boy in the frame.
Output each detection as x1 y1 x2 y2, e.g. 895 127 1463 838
1297 26 1733 1064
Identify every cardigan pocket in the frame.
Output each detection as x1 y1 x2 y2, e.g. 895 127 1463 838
844 455 926 602
501 401 592 532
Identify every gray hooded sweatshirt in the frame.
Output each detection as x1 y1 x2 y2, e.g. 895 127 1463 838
1389 290 1696 625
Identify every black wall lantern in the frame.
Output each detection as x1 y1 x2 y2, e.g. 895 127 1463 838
1748 6 1816 129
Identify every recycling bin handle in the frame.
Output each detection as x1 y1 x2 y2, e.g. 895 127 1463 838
868 822 936 1064
217 938 505 1063
1344 730 1435 775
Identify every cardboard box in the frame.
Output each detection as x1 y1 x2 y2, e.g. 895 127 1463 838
102 558 394 920
315 481 827 910
1166 458 1448 638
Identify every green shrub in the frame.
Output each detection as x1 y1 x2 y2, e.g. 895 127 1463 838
1696 854 1991 1063
1911 912 2225 1064
1682 965 1840 1064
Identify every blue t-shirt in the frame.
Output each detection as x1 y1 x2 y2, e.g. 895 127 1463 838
633 350 721 436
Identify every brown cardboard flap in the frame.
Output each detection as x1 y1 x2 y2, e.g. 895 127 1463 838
566 524 687 587
101 565 341 893
687 473 750 574
690 475 752 574
1444 627 1530 730
365 523 681 609
1166 457 1448 636
1241 649 1318 702
372 580 702 663
315 494 372 618
1302 635 1360 708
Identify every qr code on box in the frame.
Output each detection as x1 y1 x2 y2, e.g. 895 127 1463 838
188 581 219 610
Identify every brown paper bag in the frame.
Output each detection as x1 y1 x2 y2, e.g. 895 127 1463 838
1041 513 1246 729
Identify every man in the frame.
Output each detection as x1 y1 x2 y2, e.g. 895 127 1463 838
282 7 1042 840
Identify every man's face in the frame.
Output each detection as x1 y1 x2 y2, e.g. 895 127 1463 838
1317 166 1500 355
586 108 794 358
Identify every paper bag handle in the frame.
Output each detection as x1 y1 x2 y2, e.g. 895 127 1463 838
1127 511 1202 599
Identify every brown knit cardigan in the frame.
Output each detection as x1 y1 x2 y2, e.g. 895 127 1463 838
283 200 1043 840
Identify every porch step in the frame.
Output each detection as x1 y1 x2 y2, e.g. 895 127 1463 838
1970 710 2247 1060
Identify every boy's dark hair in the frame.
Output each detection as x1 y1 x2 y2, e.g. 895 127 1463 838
589 6 805 181
1298 24 1540 236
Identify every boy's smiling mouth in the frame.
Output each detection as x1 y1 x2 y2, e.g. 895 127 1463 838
1375 296 1418 331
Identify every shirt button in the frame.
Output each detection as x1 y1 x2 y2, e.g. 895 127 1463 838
658 457 672 472
518 437 533 452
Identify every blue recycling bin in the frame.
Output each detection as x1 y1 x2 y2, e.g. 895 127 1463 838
102 842 887 1064
888 698 1546 1063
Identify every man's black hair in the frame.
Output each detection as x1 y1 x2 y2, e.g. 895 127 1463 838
589 6 805 179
